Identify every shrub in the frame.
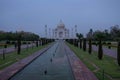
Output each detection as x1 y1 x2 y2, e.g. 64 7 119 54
28 42 30 44
11 41 15 44
107 42 111 49
23 41 27 44
102 41 106 45
6 40 10 44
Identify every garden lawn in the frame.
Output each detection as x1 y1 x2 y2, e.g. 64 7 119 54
67 43 120 80
0 44 48 70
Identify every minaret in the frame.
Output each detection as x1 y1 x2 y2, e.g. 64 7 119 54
49 28 51 39
67 29 69 39
71 28 73 39
45 25 47 38
75 25 77 38
52 29 54 39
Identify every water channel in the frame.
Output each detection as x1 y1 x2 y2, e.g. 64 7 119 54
10 40 74 80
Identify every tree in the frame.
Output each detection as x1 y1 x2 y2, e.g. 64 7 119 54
110 25 120 40
80 39 82 49
17 32 22 54
76 33 83 39
93 30 106 40
88 39 92 54
98 40 103 60
117 42 120 66
0 30 39 41
36 41 38 47
83 38 86 51
87 28 93 39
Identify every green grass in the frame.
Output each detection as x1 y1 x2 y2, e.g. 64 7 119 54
67 42 120 80
0 44 49 70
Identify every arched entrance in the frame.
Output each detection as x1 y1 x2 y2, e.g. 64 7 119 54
59 32 63 39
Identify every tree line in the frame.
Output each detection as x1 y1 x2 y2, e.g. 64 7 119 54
0 31 39 41
86 25 120 41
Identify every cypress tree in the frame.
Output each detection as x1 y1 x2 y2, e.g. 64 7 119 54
17 40 21 54
3 44 7 60
88 39 92 54
117 42 120 66
36 41 38 47
75 39 78 47
83 38 86 51
77 39 79 47
72 39 74 45
17 33 21 54
73 39 75 46
80 39 82 49
98 40 103 60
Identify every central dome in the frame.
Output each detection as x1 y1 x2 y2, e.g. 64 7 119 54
57 20 65 28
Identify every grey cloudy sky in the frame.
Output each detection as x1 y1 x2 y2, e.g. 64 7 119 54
0 0 120 37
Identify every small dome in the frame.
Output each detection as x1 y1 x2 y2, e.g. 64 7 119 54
57 20 65 28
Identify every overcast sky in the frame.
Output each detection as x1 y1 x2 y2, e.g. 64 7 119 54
0 0 120 37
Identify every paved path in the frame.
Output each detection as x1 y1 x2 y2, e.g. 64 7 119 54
0 41 98 80
65 43 98 80
0 44 35 54
92 45 117 58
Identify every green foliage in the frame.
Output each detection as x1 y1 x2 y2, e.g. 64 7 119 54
110 25 120 40
0 30 39 41
87 25 120 41
76 33 83 39
93 30 106 40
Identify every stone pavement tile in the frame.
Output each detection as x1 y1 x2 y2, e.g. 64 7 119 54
65 43 98 80
0 44 53 80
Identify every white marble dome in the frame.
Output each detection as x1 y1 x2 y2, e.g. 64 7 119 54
57 20 65 28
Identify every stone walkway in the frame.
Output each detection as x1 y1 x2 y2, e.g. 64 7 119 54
0 43 52 80
65 43 98 80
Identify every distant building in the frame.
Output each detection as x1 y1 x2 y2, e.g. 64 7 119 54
53 20 69 39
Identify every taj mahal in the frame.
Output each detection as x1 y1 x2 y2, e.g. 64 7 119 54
53 20 69 39
45 20 77 39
